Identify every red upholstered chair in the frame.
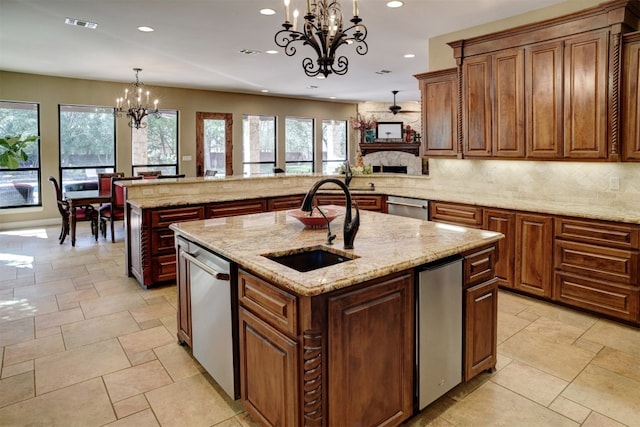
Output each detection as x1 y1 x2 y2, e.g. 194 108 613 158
137 170 161 179
99 176 142 242
97 172 124 193
48 176 98 244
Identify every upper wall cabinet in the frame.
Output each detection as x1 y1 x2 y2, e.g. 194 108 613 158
623 31 640 161
415 68 459 157
442 0 640 161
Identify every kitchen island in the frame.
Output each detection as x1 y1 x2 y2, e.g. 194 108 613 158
170 207 502 426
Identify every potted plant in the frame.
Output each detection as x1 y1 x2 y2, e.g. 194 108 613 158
0 134 38 169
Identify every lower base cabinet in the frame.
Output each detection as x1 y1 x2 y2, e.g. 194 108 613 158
464 278 499 380
515 213 553 298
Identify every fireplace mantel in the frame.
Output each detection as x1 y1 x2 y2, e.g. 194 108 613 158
359 143 420 157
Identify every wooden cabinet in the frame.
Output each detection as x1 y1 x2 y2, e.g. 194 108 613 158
492 49 526 157
415 68 459 157
515 213 553 298
483 208 516 288
563 30 609 159
206 199 266 218
554 217 640 322
316 193 385 212
462 55 493 157
525 41 564 158
267 194 305 211
623 31 640 161
429 201 483 228
462 244 498 381
327 272 414 427
128 205 205 288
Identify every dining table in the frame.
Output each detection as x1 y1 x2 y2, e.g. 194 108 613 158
64 189 110 246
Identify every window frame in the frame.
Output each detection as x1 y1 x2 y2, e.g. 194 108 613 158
0 100 42 209
242 114 277 176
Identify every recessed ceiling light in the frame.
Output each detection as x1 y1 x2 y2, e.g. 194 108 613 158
329 96 337 99
260 8 276 15
404 53 415 58
137 26 154 32
64 17 98 29
261 89 270 93
387 1 404 8
265 50 279 55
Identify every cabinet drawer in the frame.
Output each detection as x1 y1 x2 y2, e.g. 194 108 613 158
151 227 175 253
555 218 639 250
554 272 639 323
151 206 204 228
555 240 638 284
463 244 497 288
207 199 267 218
430 201 483 228
316 194 383 211
151 254 177 283
238 270 297 336
267 195 305 211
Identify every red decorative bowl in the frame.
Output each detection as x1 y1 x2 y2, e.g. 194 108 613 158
289 207 342 228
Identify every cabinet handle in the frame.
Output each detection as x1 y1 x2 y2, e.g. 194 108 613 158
181 251 230 281
475 292 493 302
386 201 428 209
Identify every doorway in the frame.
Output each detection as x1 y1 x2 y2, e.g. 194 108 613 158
196 112 233 177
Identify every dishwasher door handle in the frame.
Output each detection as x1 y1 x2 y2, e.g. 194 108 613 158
181 251 230 281
386 201 428 209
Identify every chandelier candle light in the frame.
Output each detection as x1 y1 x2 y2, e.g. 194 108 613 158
275 0 368 77
114 68 160 129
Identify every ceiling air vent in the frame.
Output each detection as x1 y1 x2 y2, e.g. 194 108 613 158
64 17 98 29
238 49 261 55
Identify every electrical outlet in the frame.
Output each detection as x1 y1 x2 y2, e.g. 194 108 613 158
142 188 154 195
609 176 620 191
486 170 494 183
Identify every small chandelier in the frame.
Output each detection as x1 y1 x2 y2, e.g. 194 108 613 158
275 0 368 78
114 68 159 129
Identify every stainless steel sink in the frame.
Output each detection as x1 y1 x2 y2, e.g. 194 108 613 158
263 247 357 272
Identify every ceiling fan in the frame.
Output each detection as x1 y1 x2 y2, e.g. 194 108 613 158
371 90 421 115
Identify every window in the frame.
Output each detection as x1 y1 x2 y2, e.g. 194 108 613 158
322 119 347 174
243 115 276 176
59 105 115 193
285 117 314 173
132 110 179 176
0 101 40 208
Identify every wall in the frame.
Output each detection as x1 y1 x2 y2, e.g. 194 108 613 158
0 71 357 226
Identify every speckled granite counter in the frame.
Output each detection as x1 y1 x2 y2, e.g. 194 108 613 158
123 174 640 224
169 207 502 296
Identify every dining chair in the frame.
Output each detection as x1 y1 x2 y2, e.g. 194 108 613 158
97 172 124 193
48 176 98 244
157 174 186 179
137 170 162 179
99 176 142 242
204 169 217 177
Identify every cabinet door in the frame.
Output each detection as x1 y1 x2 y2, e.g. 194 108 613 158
267 195 305 211
207 199 267 218
483 209 516 288
463 55 493 156
328 273 414 427
464 278 498 381
515 213 553 297
418 68 459 156
563 30 608 159
623 33 640 161
492 49 525 157
239 307 299 427
430 201 483 228
525 41 564 159
176 239 192 346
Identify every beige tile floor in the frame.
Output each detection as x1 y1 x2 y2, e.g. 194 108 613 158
1 225 639 426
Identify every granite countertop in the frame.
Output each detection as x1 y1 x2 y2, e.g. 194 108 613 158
169 207 503 297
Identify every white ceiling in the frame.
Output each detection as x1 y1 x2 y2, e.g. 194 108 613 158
1 0 567 104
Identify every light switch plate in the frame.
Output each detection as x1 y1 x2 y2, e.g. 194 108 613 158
609 176 620 191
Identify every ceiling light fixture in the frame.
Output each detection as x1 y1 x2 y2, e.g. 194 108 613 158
389 90 402 115
137 26 154 32
275 0 368 78
387 1 404 8
404 53 415 58
114 68 159 129
260 8 277 15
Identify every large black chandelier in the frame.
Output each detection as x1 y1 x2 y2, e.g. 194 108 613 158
275 0 368 78
114 68 160 129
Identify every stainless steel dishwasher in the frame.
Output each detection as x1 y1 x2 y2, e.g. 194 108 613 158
178 236 239 400
386 195 429 220
416 255 462 409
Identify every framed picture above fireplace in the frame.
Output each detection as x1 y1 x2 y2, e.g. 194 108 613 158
376 121 403 141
